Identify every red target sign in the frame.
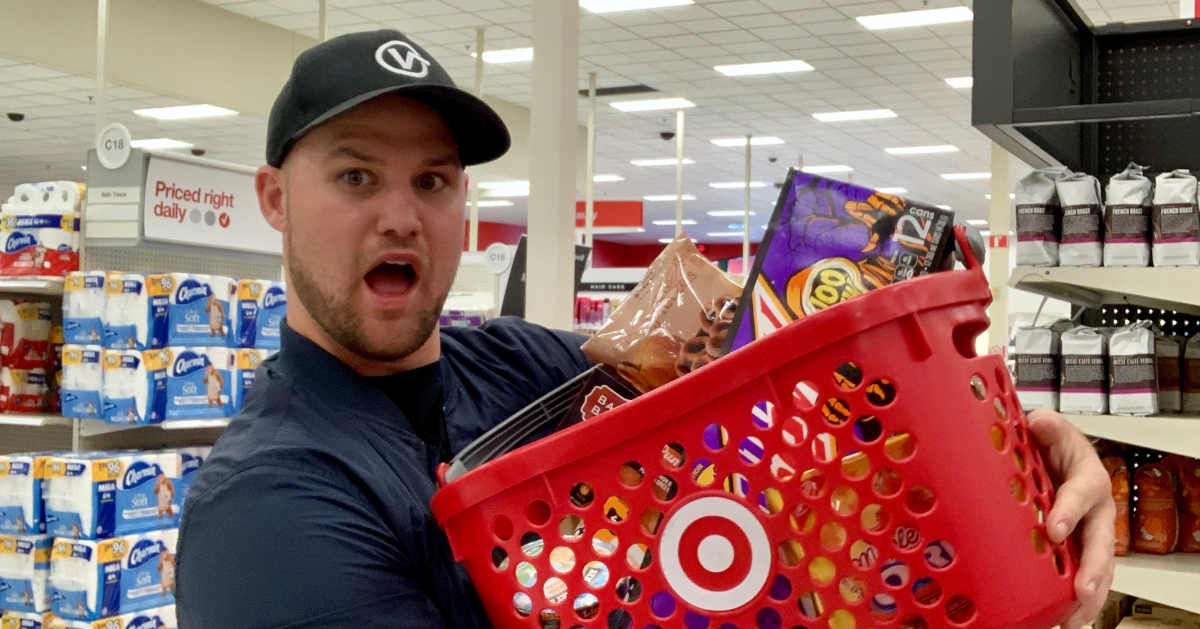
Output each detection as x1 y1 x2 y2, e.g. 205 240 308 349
658 496 772 612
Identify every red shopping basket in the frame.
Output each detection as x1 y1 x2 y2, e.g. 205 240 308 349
432 228 1076 629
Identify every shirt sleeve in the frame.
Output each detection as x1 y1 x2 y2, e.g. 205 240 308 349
176 462 447 629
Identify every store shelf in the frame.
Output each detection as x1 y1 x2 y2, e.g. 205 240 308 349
0 413 70 427
0 277 65 296
1009 267 1200 316
78 418 230 437
1062 414 1200 459
162 419 229 430
1112 553 1200 614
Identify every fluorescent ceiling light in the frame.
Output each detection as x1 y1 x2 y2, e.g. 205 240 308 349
659 237 697 243
632 158 695 167
876 187 908 194
471 47 533 64
593 174 624 182
645 194 696 201
984 194 1016 200
133 104 238 120
941 172 991 181
652 219 697 226
729 223 757 229
813 109 897 122
857 6 974 31
707 231 745 237
708 181 769 189
885 145 959 155
611 97 696 112
476 200 514 208
945 76 974 89
711 136 784 147
967 219 989 226
582 0 693 14
81 166 87 171
802 165 854 174
479 180 530 189
484 189 530 198
708 210 757 217
936 205 951 210
130 138 194 150
714 59 814 77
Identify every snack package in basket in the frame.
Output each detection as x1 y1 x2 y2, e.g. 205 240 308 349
723 170 954 354
581 233 742 392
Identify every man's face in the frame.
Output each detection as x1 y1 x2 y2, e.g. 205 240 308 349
274 95 465 362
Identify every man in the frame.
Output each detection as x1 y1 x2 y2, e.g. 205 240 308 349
176 29 1115 629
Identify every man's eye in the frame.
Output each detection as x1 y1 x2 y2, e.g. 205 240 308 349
416 173 446 191
339 170 369 186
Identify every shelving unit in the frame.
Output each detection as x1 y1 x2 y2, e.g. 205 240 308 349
1112 554 1200 615
1009 267 1200 316
0 413 71 427
1063 414 1200 459
0 277 65 296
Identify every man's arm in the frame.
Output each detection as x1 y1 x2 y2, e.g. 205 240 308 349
177 463 447 629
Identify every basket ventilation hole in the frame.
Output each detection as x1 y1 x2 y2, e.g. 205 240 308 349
690 458 717 487
777 539 805 567
841 452 871 480
615 576 642 603
813 433 838 463
493 515 514 541
790 504 817 534
783 416 810 447
840 575 869 603
593 529 619 557
809 556 837 586
758 488 785 515
528 500 552 526
757 608 783 629
704 423 730 451
849 539 879 569
663 443 687 469
853 415 883 443
1033 500 1046 525
952 320 988 359
626 543 652 570
771 454 798 483
880 559 910 588
1016 423 1028 443
871 593 899 621
1053 549 1067 575
905 485 936 515
521 532 544 557
649 591 676 619
607 609 633 629
893 524 922 552
994 398 1007 421
603 497 630 523
1014 449 1027 472
569 483 595 509
1033 468 1045 493
1011 476 1027 503
970 375 987 401
491 546 510 570
823 398 851 426
989 425 1006 451
653 475 679 502
835 362 864 390
641 508 664 536
516 561 538 587
831 486 860 516
514 592 534 617
560 515 585 541
752 400 776 429
861 504 890 534
768 575 793 601
798 591 825 619
1031 528 1048 555
865 379 897 407
793 381 820 412
539 608 561 629
884 432 916 461
574 593 600 621
618 463 644 488
550 547 576 573
820 522 848 552
946 595 978 625
902 616 930 629
724 473 752 498
829 609 856 629
684 611 711 629
912 577 942 606
923 540 956 570
740 436 767 465
581 561 609 588
872 468 903 498
544 577 569 605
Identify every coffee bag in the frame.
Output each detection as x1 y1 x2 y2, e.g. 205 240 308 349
1108 321 1157 416
1015 325 1063 412
1156 335 1183 413
1104 163 1152 267
1015 167 1069 267
1060 326 1108 414
1056 172 1104 267
1152 170 1200 267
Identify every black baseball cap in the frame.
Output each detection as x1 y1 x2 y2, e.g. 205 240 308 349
266 29 510 168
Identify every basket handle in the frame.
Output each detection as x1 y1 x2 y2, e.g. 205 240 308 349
953 223 983 271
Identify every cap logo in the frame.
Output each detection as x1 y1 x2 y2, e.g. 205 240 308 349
375 40 430 78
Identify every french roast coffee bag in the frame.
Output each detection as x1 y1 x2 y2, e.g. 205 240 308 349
1056 172 1104 267
1104 163 1152 267
1015 167 1069 267
1153 170 1200 267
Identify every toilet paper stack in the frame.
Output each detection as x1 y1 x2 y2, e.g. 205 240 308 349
45 604 178 628
0 182 83 279
0 301 52 415
0 534 51 614
46 530 177 621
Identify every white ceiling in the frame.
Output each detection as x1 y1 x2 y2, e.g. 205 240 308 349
0 0 1182 245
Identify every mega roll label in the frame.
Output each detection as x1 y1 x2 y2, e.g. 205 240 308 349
0 215 79 278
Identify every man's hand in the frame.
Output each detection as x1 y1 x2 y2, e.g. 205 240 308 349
1028 409 1117 629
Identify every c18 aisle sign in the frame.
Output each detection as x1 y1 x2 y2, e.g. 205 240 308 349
142 155 282 255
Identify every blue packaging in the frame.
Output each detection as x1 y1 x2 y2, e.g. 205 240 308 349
162 275 234 347
62 272 106 345
231 280 285 349
46 605 177 629
232 348 273 413
100 350 167 426
60 346 102 420
47 529 176 620
0 534 50 613
102 274 169 351
43 453 181 540
163 348 233 420
0 455 49 535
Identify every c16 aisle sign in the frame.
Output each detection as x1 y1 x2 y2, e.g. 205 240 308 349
142 155 282 255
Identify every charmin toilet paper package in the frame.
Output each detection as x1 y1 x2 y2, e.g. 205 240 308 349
1156 335 1183 413
1015 326 1063 412
0 611 48 629
0 535 51 613
100 350 166 426
1060 326 1109 414
0 455 48 535
1108 321 1158 416
1183 336 1200 413
62 273 107 345
102 274 168 352
1015 167 1068 267
3 182 83 215
1152 170 1200 267
1104 163 1152 267
163 348 233 420
6 303 51 371
47 529 176 620
46 605 176 629
231 279 285 349
173 449 207 509
234 348 273 413
42 452 182 540
0 215 80 278
60 346 103 420
162 274 234 347
1056 172 1104 267
1 368 48 414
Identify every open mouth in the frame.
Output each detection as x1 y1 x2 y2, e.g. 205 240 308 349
364 260 417 297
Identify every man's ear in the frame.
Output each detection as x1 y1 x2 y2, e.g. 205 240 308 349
256 165 287 233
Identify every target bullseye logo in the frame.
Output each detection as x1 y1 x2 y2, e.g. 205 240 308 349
659 496 772 612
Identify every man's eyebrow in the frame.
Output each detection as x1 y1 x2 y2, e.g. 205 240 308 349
327 146 382 163
423 154 462 168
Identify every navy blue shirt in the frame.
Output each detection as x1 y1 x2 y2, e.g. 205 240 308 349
176 319 591 628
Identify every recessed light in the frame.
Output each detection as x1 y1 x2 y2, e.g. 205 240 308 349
130 138 194 150
945 76 974 89
479 180 530 189
876 187 908 194
708 210 757 217
659 237 697 243
632 158 695 167
856 6 974 30
476 200 514 207
581 0 693 14
711 137 784 147
942 173 991 181
967 219 989 226
644 194 697 201
611 97 695 112
471 47 534 64
802 165 854 174
593 174 624 182
133 104 238 120
651 219 697 226
936 205 951 210
813 109 896 122
714 59 814 77
885 145 959 155
708 181 769 189
707 231 745 237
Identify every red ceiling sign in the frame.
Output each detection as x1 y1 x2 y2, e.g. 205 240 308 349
575 200 644 228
